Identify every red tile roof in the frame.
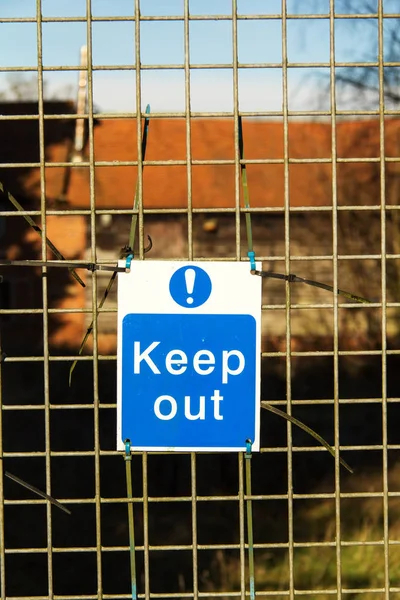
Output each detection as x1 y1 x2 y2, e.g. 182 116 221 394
25 117 400 210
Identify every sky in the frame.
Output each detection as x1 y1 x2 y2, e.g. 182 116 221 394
0 0 397 113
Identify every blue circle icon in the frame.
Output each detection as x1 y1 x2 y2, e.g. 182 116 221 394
169 266 212 308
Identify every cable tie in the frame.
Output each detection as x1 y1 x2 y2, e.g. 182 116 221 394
247 251 256 272
124 439 132 461
245 438 253 458
0 259 126 273
125 254 134 271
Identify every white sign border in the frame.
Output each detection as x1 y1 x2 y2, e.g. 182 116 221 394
116 261 262 453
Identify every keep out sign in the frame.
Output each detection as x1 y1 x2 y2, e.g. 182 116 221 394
117 262 262 452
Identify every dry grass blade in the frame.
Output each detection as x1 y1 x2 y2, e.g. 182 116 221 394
261 402 353 473
68 269 118 386
4 470 71 515
0 180 85 288
68 106 151 385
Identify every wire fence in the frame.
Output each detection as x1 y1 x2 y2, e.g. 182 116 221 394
0 0 399 599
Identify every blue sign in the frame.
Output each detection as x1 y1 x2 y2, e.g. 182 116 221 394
121 313 257 449
169 266 212 308
117 261 262 452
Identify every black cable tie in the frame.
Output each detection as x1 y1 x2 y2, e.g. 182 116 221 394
0 260 126 273
251 268 371 304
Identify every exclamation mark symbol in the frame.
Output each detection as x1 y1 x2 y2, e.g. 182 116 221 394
185 268 196 305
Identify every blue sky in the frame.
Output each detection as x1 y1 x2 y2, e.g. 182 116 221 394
0 0 397 112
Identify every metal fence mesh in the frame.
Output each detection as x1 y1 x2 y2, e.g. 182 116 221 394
0 0 399 598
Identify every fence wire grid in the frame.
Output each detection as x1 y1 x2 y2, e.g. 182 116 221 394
0 0 399 599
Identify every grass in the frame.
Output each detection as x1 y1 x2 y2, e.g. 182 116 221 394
201 463 400 599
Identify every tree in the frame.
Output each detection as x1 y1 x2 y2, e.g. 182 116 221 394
332 0 400 341
291 0 400 343
0 73 73 102
332 0 400 111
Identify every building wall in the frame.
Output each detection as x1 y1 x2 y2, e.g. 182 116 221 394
81 212 384 354
46 215 87 348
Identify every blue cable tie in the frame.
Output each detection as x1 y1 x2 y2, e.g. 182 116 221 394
247 250 256 272
124 439 132 460
245 438 252 458
125 254 134 271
